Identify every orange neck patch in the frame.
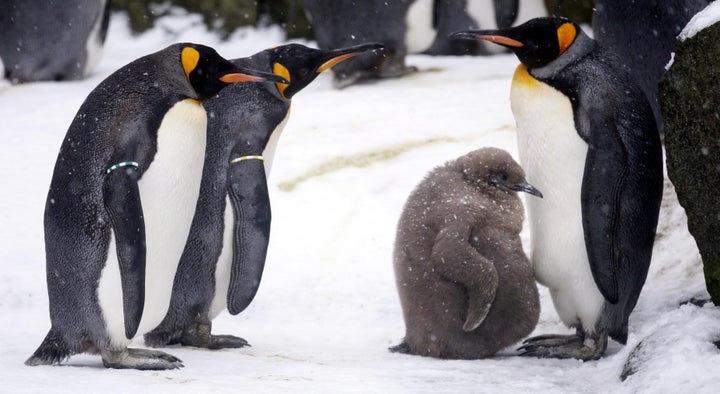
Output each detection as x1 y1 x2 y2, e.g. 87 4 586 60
556 23 576 56
273 62 290 98
512 64 537 86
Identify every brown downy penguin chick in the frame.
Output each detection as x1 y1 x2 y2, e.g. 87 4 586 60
390 147 542 359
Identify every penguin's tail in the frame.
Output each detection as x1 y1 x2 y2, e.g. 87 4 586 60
25 328 73 366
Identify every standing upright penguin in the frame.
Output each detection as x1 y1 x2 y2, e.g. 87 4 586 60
25 43 283 369
145 42 382 349
452 17 663 360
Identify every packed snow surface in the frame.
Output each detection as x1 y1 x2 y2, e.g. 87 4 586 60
1 11 718 394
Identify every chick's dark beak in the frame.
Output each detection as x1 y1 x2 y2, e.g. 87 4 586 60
511 180 543 198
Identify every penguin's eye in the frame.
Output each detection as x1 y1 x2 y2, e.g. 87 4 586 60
497 172 508 182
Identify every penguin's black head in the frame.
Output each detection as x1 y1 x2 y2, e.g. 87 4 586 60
450 17 579 69
180 44 287 100
266 43 383 99
457 148 543 198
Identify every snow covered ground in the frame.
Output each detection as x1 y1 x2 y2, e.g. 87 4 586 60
1 10 719 393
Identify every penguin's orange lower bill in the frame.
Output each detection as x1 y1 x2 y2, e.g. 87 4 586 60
318 53 359 73
220 73 267 83
478 35 524 48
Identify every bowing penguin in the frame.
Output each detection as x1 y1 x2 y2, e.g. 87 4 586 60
144 43 382 349
25 43 283 369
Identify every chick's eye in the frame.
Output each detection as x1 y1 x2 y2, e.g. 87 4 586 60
498 172 508 181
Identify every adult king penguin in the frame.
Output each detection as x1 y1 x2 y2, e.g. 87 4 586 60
452 17 663 360
25 43 284 369
145 42 382 349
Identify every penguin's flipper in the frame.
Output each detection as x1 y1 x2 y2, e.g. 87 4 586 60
103 166 146 339
580 118 629 305
226 153 271 315
431 223 499 332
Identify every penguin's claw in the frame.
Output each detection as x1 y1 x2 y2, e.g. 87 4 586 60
176 323 250 349
521 333 581 345
101 348 184 370
182 334 250 350
517 332 607 361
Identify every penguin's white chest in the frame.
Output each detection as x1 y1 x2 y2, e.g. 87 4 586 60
83 0 107 75
510 65 604 329
208 111 290 318
97 99 207 346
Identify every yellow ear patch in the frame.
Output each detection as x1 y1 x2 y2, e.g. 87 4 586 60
181 47 201 80
273 62 291 98
557 23 577 56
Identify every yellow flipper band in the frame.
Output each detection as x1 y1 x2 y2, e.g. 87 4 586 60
230 155 264 164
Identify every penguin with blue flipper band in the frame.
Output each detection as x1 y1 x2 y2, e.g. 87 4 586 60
452 17 663 360
25 43 285 370
145 43 382 349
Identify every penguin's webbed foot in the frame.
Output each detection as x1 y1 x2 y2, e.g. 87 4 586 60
182 334 249 350
517 331 607 361
101 348 183 370
388 341 411 354
178 323 250 350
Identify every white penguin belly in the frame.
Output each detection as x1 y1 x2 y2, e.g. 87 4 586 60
83 0 107 75
405 0 436 53
98 99 208 347
510 66 604 330
208 114 288 318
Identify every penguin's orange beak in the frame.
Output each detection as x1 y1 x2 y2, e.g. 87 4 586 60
318 53 360 73
219 73 268 83
218 68 288 84
451 31 524 48
316 43 384 73
476 35 524 47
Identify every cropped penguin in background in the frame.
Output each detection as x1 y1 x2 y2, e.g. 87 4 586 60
406 0 547 55
391 148 542 359
144 42 382 349
452 17 663 360
25 43 284 369
0 0 111 83
302 0 415 88
592 0 709 136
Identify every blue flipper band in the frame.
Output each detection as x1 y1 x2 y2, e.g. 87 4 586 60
106 161 140 174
